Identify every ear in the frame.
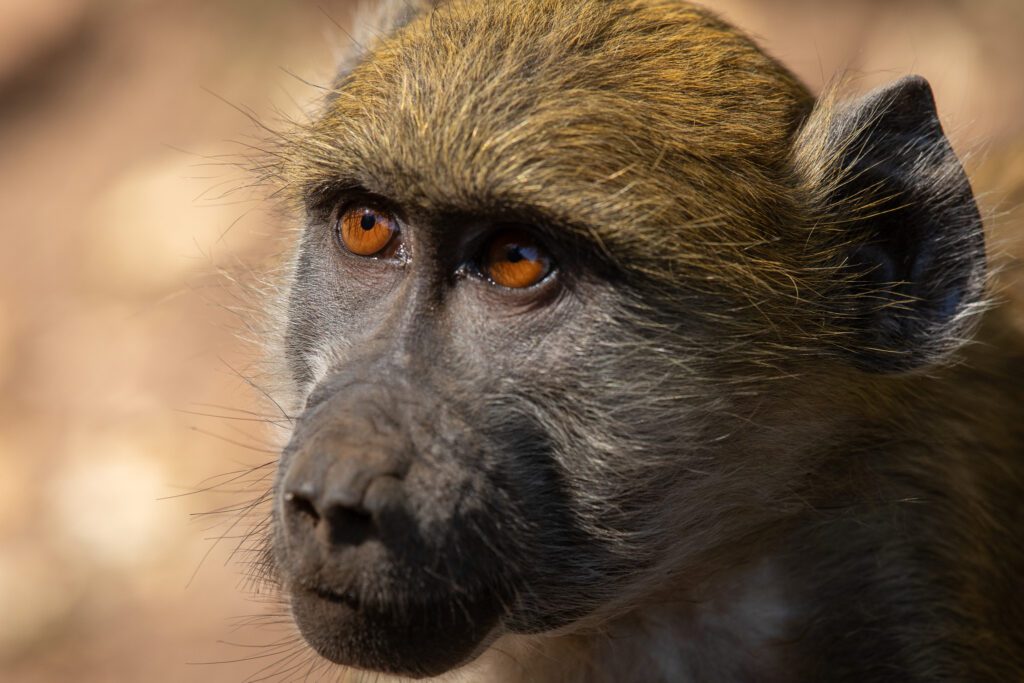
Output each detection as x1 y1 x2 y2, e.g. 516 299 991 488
360 0 442 37
333 0 442 81
804 76 986 372
327 0 444 97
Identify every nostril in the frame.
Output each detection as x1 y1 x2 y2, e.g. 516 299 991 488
323 503 375 546
282 455 404 549
283 484 377 547
284 489 321 524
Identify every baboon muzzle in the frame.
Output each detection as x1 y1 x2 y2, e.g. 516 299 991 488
281 400 409 553
272 381 506 677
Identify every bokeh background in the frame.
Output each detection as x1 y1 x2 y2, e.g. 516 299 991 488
0 1 1021 681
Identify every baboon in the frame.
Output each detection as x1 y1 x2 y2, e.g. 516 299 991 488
259 0 1024 680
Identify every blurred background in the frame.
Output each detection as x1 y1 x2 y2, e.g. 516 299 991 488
0 1 1021 681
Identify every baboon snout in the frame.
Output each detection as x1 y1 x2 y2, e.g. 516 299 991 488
283 442 406 549
279 392 411 555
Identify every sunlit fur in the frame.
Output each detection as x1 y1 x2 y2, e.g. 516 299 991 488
242 1 1024 680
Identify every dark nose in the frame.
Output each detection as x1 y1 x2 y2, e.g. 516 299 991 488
282 432 407 549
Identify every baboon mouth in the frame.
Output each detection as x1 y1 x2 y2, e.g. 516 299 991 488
290 582 503 677
310 584 360 609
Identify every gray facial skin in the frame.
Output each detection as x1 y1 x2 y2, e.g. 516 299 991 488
262 2 1018 681
274 203 654 676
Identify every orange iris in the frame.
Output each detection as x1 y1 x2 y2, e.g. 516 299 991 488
339 206 398 256
484 230 552 289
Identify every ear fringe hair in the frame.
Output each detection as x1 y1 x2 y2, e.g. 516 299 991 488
789 77 990 371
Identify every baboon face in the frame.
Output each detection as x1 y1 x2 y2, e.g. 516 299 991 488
268 0 983 678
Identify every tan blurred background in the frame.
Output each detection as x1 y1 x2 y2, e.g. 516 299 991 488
0 1 1021 681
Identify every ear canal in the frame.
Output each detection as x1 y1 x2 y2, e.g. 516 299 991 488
800 75 986 373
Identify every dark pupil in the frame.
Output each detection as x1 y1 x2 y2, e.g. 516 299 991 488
505 245 525 263
360 213 377 231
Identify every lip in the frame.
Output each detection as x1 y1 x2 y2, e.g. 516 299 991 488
289 577 505 677
309 584 361 609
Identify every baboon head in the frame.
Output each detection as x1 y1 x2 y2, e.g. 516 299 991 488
267 0 984 677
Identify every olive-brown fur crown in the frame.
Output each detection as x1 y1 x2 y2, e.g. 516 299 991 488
294 0 811 259
273 0 984 373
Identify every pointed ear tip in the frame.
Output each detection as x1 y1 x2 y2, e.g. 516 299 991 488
894 74 932 91
883 75 938 111
893 74 935 99
850 75 942 133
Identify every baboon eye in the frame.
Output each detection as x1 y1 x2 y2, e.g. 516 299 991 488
337 206 399 257
483 230 553 289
